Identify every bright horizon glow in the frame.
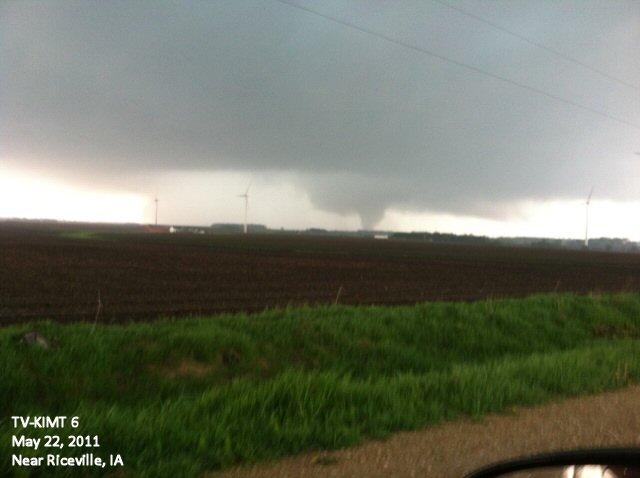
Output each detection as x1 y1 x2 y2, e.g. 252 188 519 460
380 199 640 241
1 168 639 241
0 170 148 224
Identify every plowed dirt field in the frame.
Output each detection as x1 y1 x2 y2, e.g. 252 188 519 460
2 221 640 324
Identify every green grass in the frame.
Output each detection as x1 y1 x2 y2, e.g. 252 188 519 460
2 293 640 477
58 231 103 241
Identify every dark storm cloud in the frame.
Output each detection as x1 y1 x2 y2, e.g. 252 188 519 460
2 0 639 227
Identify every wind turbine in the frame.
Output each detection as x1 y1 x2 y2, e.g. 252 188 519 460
584 186 594 248
238 181 251 234
154 196 159 225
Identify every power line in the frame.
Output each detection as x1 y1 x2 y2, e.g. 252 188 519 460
431 0 640 92
274 0 640 131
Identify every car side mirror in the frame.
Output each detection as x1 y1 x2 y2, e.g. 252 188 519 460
465 448 640 478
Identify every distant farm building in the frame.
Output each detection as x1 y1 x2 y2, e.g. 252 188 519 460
210 223 267 234
172 226 205 234
144 225 171 233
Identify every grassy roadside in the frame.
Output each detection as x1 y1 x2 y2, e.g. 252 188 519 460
2 293 640 477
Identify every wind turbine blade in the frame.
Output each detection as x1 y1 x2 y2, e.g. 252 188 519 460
587 186 594 203
245 180 252 195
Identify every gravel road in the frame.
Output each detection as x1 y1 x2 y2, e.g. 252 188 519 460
210 385 640 478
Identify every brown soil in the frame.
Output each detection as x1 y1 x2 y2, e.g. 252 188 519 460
3 222 640 325
210 386 640 478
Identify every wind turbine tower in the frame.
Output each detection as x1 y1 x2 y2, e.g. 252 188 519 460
154 196 159 225
238 182 251 234
584 186 594 248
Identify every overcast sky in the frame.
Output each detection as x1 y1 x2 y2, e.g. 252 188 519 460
1 1 639 238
